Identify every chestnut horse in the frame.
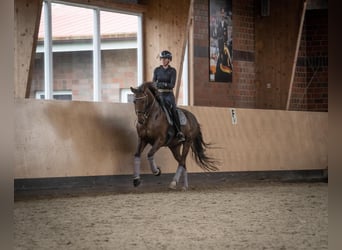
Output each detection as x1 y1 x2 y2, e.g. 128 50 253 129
130 82 218 190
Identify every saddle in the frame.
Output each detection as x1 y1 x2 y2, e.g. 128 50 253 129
162 106 187 126
160 105 187 145
149 85 187 144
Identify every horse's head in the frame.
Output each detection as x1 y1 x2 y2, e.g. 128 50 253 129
130 83 155 125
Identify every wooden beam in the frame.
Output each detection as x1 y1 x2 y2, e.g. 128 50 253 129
286 0 307 110
64 0 147 13
175 0 194 103
188 13 194 106
14 0 43 98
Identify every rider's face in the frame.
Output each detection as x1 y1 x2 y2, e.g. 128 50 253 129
160 58 170 66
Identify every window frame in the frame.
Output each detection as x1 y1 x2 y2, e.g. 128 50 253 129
40 0 143 102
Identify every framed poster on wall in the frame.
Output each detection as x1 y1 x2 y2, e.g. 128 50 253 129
209 0 232 82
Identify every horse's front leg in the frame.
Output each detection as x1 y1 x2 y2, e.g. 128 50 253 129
147 139 164 177
133 138 147 187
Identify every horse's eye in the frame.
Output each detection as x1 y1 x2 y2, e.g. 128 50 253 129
133 100 136 104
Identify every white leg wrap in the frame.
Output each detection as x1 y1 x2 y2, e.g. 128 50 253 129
134 157 141 179
173 165 184 183
183 168 188 189
147 156 158 174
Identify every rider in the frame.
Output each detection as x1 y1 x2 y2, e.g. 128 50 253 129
152 50 185 142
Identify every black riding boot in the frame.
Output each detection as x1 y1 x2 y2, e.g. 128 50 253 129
171 106 185 142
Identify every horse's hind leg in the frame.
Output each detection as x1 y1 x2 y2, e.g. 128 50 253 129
169 143 191 190
182 168 188 191
169 165 185 190
169 166 188 191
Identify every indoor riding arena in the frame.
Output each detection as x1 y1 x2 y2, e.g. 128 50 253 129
13 0 327 249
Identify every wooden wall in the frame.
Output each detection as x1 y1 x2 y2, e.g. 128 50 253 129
15 99 327 179
140 0 192 95
255 0 305 109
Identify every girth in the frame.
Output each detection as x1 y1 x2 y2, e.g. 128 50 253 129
157 89 173 93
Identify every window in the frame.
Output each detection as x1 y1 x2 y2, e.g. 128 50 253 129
35 90 72 100
120 88 134 103
31 0 142 102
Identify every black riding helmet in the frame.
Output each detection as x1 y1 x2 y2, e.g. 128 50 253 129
159 50 172 61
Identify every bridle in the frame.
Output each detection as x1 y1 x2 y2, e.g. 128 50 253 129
134 91 156 124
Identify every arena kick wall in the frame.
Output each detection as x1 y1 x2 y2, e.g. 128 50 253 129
14 99 327 179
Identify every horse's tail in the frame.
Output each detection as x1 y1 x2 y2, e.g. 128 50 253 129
191 126 219 172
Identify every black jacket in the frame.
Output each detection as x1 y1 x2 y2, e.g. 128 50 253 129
152 65 177 89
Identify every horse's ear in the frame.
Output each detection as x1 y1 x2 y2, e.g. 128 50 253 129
130 87 137 93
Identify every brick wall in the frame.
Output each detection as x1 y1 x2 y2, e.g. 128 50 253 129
290 9 328 111
193 0 327 111
193 0 256 108
30 49 137 102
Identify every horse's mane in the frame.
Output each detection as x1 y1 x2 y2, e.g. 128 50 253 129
138 81 158 97
138 81 153 89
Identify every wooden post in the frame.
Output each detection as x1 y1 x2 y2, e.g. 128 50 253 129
286 0 307 110
14 0 43 98
175 0 194 104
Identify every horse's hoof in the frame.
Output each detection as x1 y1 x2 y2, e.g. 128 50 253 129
133 178 141 187
169 181 177 190
181 186 188 191
153 167 161 176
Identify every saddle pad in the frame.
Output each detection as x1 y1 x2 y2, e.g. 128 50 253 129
177 109 187 125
